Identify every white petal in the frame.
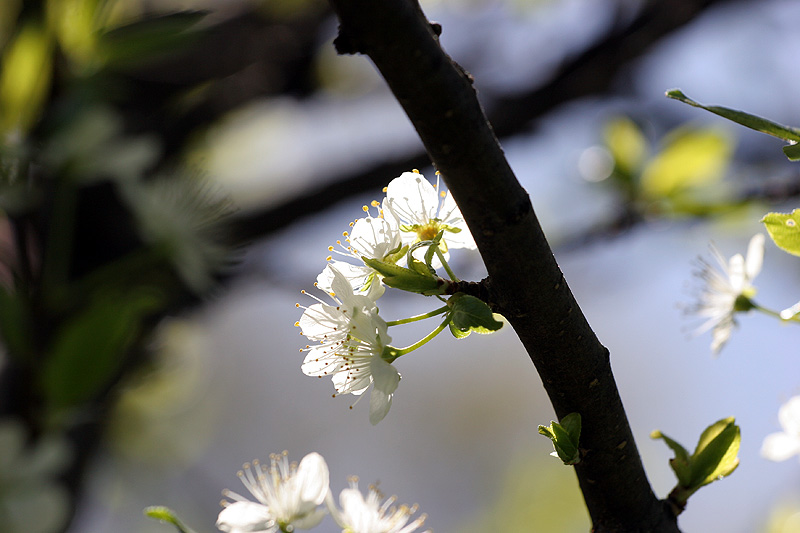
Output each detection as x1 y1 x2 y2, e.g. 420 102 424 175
296 453 330 505
351 217 402 259
745 233 765 280
726 254 746 292
710 317 735 354
778 396 800 436
317 262 370 294
761 432 800 462
385 172 439 225
368 359 400 425
216 501 273 533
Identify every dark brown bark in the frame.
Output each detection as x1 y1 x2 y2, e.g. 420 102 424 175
326 1 680 531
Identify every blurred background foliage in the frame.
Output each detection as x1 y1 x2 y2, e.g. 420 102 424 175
0 0 799 532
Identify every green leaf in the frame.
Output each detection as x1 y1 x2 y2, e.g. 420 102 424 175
538 413 582 465
0 22 52 135
40 291 162 410
449 294 503 333
560 412 582 443
604 116 648 176
689 417 740 488
650 429 692 487
99 11 207 68
362 257 446 294
640 126 733 199
449 321 471 339
762 209 800 256
783 143 800 161
144 506 197 533
666 89 800 160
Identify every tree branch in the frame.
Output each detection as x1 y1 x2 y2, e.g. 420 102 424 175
326 1 678 530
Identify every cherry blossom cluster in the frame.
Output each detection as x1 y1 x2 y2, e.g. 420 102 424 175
296 170 488 424
216 451 429 533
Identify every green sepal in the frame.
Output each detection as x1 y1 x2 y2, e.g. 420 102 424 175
448 293 503 333
650 430 692 487
667 89 800 160
362 257 446 295
144 506 197 533
409 258 435 278
424 230 444 267
382 244 408 265
538 412 581 465
762 209 800 256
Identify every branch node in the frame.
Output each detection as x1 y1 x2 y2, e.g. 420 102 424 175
333 24 363 55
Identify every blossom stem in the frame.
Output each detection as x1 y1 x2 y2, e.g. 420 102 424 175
385 305 449 326
752 302 800 323
384 315 451 360
435 246 460 281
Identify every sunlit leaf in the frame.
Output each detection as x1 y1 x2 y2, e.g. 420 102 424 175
690 417 740 488
449 293 503 333
640 126 733 199
650 429 692 487
667 89 800 143
604 116 647 176
0 23 52 136
762 209 800 256
144 506 197 533
46 0 100 68
538 413 581 465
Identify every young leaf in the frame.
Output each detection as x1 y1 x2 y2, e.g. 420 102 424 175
538 413 582 465
144 506 198 533
0 22 52 135
650 430 692 487
449 293 503 333
689 417 740 488
761 209 800 256
604 116 648 176
666 89 800 143
639 127 732 199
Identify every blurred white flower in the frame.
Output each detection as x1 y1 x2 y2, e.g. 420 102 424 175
761 396 800 462
217 451 329 533
0 419 71 533
298 265 400 424
330 479 429 533
383 170 476 264
689 234 764 354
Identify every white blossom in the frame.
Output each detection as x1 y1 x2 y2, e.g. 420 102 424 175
761 396 800 462
320 216 404 300
298 265 400 424
688 234 764 354
330 479 429 533
217 452 329 533
383 171 475 264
